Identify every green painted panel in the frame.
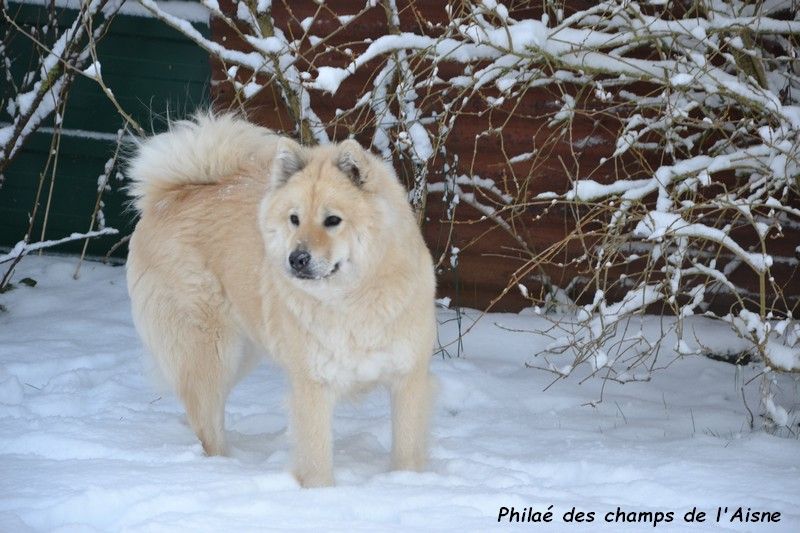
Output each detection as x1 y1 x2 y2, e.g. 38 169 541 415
1 2 211 259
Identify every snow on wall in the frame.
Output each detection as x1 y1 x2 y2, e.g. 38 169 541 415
8 0 211 23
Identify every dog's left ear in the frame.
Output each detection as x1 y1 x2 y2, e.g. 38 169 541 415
336 139 368 187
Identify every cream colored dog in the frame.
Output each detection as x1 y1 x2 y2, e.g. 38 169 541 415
126 114 436 487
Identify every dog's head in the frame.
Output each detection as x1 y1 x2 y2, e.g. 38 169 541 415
259 138 395 293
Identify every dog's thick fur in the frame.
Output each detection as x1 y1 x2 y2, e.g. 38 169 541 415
126 114 436 487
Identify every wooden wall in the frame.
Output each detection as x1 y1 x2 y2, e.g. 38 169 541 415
209 0 800 313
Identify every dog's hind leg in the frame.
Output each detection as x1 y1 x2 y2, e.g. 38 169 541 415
176 333 231 456
131 279 239 456
155 318 237 456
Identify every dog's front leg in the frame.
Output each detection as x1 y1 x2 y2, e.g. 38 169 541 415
289 376 335 488
391 364 435 472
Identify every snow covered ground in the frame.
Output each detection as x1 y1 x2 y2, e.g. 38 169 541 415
1 256 798 531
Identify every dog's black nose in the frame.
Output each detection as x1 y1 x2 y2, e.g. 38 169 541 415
289 249 311 272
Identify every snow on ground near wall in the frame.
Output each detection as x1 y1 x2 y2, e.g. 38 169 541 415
0 256 798 532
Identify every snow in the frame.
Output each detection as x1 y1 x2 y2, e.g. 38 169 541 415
565 178 648 201
670 73 694 86
517 283 529 298
308 32 503 94
548 94 575 126
765 396 790 427
1 28 71 161
633 211 773 273
763 342 800 372
37 126 127 141
508 151 537 164
14 87 38 118
0 229 118 264
1 256 798 531
244 35 284 55
732 311 800 372
427 179 505 223
299 16 314 31
438 174 512 203
407 122 433 162
597 9 800 38
140 0 265 71
256 0 271 14
8 0 212 23
82 61 101 79
313 66 351 94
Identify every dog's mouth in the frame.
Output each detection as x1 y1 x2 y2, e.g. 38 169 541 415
292 262 340 281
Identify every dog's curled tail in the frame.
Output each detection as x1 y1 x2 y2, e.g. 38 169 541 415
127 112 274 212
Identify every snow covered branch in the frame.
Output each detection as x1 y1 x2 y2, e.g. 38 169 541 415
1 1 134 289
0 0 126 176
0 228 119 266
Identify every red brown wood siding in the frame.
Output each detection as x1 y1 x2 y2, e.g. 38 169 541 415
209 1 800 313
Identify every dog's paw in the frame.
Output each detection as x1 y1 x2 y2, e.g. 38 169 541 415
293 469 334 488
391 455 426 473
200 437 228 457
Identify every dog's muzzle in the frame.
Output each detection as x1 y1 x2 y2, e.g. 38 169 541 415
288 249 339 280
289 249 311 274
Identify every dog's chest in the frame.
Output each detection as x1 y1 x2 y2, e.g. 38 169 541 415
306 329 415 389
277 290 418 390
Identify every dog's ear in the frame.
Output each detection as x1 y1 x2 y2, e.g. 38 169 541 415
336 139 368 187
271 137 306 188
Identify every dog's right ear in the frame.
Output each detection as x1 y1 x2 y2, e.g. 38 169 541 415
336 139 368 188
270 138 306 188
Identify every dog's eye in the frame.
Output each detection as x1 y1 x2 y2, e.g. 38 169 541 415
324 215 342 228
290 214 300 226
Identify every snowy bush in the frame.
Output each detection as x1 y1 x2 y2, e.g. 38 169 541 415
108 0 800 430
513 0 800 431
0 0 133 287
0 0 136 174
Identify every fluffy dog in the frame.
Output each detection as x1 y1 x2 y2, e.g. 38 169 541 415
126 114 436 487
